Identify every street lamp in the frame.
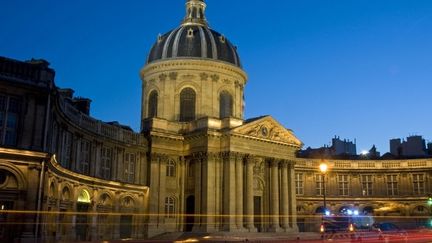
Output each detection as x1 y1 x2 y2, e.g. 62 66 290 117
319 162 328 215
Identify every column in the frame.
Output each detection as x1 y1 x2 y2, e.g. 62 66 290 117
223 153 236 231
193 157 202 232
245 156 256 232
288 162 299 231
281 161 290 231
269 159 281 232
201 153 216 232
235 155 245 231
147 154 165 237
178 157 186 232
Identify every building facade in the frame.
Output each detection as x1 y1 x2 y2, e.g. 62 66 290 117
1 1 432 242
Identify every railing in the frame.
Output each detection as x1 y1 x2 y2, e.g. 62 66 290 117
382 162 400 168
59 97 143 145
358 162 376 168
296 159 432 170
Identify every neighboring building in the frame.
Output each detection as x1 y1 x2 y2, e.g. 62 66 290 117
428 143 432 155
390 136 427 158
1 1 432 242
367 145 381 159
332 136 357 156
298 136 357 158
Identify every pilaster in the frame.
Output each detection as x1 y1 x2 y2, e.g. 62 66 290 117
288 162 298 231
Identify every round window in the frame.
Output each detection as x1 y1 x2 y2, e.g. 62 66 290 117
0 170 7 185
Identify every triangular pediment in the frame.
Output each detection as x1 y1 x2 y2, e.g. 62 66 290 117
231 116 303 147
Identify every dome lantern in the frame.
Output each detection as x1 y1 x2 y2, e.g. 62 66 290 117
183 0 208 26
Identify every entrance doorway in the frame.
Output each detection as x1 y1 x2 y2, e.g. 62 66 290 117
185 195 195 232
253 196 262 232
120 215 133 239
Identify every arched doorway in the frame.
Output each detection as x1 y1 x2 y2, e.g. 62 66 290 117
315 206 326 214
0 168 22 243
339 206 352 215
362 206 374 215
185 195 195 232
76 189 91 241
412 205 429 227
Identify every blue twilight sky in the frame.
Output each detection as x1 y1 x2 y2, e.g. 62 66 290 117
1 0 432 153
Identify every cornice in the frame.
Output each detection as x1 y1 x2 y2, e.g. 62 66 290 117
141 58 247 81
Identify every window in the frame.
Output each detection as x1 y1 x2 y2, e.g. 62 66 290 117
166 160 176 177
338 174 349 196
165 197 176 218
124 153 136 183
60 131 72 169
219 91 233 119
361 175 373 196
148 90 158 118
179 88 196 122
100 147 112 180
315 174 324 196
0 94 20 146
295 173 303 195
79 139 91 174
51 122 59 153
413 174 425 195
386 175 398 196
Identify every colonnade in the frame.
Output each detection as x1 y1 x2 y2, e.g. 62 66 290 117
191 152 297 233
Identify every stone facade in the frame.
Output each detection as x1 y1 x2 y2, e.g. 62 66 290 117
295 158 432 232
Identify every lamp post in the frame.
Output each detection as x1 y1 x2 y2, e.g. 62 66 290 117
319 162 328 214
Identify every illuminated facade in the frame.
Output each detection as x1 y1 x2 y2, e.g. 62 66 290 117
0 0 431 242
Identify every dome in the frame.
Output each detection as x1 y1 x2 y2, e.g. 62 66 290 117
146 0 242 68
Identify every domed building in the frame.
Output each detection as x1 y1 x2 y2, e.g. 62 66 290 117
140 0 302 235
0 0 431 242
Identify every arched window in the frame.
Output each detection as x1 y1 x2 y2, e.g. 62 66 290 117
180 88 196 122
219 91 233 119
62 187 71 201
165 197 176 218
148 90 158 118
166 160 176 177
77 189 91 203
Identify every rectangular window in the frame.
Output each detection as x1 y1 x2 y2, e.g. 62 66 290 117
165 197 176 218
338 174 349 196
124 153 136 183
79 139 91 174
60 131 72 169
315 174 324 196
413 174 425 195
361 175 373 196
386 175 398 196
0 94 20 146
51 122 59 154
295 173 304 195
100 147 112 180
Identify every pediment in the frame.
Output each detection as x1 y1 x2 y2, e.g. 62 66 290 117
232 116 303 147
